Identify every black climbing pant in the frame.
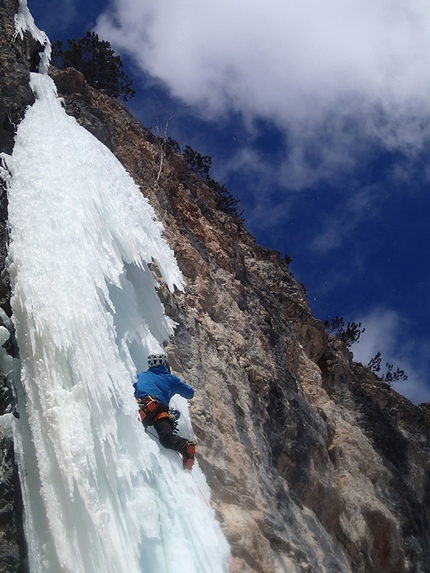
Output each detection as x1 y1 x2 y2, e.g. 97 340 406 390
153 416 188 453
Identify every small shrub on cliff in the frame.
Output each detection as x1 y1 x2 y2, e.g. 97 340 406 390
367 351 382 373
323 316 365 347
368 352 408 382
207 178 244 222
384 362 408 382
183 146 212 179
52 32 135 102
325 318 408 383
183 145 244 223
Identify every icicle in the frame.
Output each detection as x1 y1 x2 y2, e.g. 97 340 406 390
13 0 51 74
5 8 229 571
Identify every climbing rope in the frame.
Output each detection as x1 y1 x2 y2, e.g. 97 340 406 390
187 473 238 573
146 428 238 573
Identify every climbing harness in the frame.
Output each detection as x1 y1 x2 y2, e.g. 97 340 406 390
169 408 181 433
137 396 159 424
153 411 170 423
137 397 179 429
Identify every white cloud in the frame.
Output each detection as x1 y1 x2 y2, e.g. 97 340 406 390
96 0 430 189
97 0 430 113
351 308 430 405
93 1 430 404
351 308 400 364
391 377 430 407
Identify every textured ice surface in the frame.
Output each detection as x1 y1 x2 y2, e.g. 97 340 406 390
2 23 229 571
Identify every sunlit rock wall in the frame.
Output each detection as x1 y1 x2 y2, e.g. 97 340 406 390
0 1 429 569
48 67 430 573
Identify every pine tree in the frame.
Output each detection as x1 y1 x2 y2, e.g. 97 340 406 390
323 316 365 347
182 145 244 222
52 32 135 102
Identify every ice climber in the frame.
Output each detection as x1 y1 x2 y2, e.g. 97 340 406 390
134 352 196 470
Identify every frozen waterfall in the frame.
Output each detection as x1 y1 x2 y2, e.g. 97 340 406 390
0 3 230 572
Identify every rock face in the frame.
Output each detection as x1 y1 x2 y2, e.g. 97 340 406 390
0 0 44 310
0 2 429 571
46 67 430 573
0 0 39 156
0 1 43 570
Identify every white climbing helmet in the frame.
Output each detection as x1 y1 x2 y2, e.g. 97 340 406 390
148 352 167 368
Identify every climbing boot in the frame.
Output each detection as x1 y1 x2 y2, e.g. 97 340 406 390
181 441 195 470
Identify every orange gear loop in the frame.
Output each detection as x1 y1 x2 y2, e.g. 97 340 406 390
153 411 170 423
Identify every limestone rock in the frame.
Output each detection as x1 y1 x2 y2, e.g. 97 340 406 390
0 426 27 573
0 5 429 571
48 68 430 573
0 0 39 155
0 2 44 569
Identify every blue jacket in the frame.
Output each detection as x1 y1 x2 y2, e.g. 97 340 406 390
134 365 194 406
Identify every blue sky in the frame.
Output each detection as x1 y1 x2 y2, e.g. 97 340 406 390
27 0 430 404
